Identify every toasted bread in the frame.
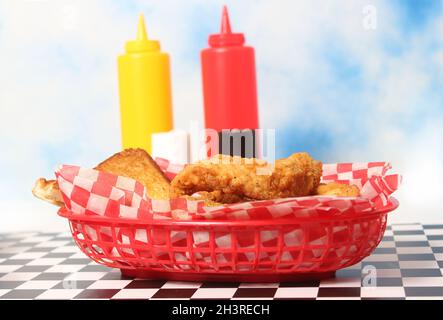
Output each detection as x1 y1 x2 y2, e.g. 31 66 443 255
95 148 170 200
33 148 171 206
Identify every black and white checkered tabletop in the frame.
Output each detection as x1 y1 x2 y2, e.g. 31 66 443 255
1 224 443 300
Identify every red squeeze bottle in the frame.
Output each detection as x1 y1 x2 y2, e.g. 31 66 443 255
201 6 259 133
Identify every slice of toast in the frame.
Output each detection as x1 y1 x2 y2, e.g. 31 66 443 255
32 148 171 206
95 148 170 200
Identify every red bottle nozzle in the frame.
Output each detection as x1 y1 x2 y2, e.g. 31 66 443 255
221 5 232 34
209 5 244 47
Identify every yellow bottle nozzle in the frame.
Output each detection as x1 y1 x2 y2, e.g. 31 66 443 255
125 13 160 53
137 14 148 41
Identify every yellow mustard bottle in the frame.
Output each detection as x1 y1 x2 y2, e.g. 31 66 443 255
118 14 173 153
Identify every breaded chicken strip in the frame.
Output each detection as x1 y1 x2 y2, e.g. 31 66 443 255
170 152 322 203
316 182 360 197
32 178 64 206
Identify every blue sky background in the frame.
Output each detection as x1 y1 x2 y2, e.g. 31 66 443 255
0 0 442 230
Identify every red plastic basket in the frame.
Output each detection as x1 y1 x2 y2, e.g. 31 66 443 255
57 197 398 282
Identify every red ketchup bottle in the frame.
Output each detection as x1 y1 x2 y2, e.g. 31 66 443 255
201 6 259 158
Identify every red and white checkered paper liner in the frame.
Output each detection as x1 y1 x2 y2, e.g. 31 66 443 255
56 158 400 221
56 158 400 271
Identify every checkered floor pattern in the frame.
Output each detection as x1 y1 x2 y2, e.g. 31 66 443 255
1 224 443 300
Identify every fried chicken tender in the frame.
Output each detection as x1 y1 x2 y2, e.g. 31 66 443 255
32 178 64 206
316 182 360 197
170 152 322 203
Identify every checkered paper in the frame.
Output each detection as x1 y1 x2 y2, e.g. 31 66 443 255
56 159 400 221
54 159 401 273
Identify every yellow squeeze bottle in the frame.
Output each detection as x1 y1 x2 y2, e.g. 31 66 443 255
118 14 173 153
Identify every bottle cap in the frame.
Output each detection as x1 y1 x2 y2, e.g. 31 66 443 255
209 6 245 47
125 14 161 52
